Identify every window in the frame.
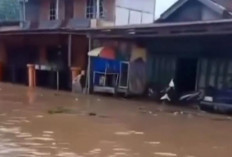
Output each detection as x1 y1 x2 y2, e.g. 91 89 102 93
86 0 104 19
50 0 57 20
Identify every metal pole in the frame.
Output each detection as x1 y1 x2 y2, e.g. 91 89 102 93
68 34 72 67
86 35 92 94
56 70 59 90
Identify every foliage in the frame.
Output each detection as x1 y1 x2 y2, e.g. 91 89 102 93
0 0 20 21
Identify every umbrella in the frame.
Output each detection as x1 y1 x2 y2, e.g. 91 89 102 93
88 47 116 60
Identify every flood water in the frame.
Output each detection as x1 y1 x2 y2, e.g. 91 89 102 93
0 83 232 157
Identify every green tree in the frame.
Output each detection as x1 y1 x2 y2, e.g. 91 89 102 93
0 0 20 21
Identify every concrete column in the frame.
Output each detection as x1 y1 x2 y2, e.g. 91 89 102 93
27 64 36 87
68 34 72 67
56 0 60 19
0 42 7 81
96 0 100 19
0 42 7 64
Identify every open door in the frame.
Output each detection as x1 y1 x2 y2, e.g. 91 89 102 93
175 58 198 93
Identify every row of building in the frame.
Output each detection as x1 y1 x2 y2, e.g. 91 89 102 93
1 0 232 95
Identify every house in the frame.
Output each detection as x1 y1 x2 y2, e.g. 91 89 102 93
86 0 232 95
0 0 159 90
20 0 156 28
0 0 113 90
158 0 232 22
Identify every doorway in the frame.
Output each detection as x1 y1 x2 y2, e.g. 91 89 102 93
175 58 198 93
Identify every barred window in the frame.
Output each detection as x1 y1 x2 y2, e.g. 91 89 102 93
86 0 104 19
50 0 57 20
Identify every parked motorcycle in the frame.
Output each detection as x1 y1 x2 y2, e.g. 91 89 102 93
160 79 202 104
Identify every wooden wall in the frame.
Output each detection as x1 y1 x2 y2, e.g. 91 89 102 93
71 35 88 69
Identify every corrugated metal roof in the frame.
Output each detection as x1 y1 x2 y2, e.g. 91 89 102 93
212 0 232 12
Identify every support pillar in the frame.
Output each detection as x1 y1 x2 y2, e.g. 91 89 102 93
27 64 36 87
0 41 7 81
0 62 3 81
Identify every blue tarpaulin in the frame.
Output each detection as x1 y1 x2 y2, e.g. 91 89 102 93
92 57 120 73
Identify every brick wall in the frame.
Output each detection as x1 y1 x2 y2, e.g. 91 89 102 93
72 35 88 69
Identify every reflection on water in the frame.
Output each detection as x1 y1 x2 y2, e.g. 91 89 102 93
0 117 82 157
0 83 232 156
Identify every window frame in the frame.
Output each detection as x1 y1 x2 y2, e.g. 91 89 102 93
86 0 104 19
49 0 57 20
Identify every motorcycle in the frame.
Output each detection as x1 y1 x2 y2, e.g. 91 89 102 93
160 79 202 104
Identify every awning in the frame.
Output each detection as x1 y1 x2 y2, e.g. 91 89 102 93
88 47 116 60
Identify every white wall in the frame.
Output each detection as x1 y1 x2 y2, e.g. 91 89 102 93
115 0 155 25
115 0 178 25
116 0 155 13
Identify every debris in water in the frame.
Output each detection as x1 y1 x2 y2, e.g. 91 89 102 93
48 107 71 114
97 98 101 102
138 106 146 110
75 98 79 101
54 93 59 96
89 112 97 116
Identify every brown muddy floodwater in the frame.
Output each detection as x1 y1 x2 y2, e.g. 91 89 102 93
0 83 231 157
